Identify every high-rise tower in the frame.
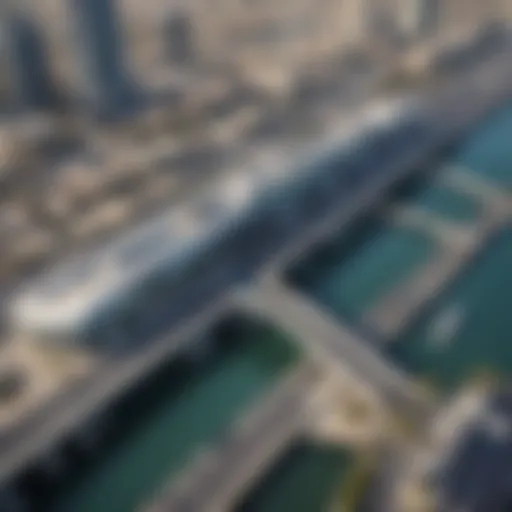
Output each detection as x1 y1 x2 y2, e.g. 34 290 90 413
1 6 57 111
69 0 140 119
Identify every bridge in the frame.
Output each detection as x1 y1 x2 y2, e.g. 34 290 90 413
142 363 316 512
236 279 435 423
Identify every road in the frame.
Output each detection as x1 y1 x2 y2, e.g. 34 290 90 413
236 280 435 423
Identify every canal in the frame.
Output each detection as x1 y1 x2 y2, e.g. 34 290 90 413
234 441 352 512
288 100 512 392
34 318 299 512
289 219 438 326
399 179 482 223
456 103 512 190
389 227 512 392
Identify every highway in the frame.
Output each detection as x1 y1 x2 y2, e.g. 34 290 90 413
143 363 315 512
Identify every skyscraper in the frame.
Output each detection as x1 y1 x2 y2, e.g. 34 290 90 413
69 0 140 119
1 8 57 111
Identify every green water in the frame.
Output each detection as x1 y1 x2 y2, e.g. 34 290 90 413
407 183 481 223
291 221 437 325
43 321 299 512
386 102 512 391
389 228 512 392
235 442 351 512
456 104 512 189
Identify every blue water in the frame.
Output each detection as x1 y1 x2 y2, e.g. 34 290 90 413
390 227 512 392
456 104 512 189
291 221 438 325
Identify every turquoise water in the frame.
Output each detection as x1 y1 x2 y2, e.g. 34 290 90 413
290 221 437 325
41 321 299 512
389 228 512 392
407 183 481 223
235 442 351 512
456 104 512 189
290 100 512 394
241 101 512 510
33 101 512 512
387 102 512 391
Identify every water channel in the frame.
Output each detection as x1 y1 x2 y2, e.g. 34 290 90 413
290 101 512 394
34 319 299 512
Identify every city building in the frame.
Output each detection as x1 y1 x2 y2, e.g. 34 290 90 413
1 7 57 111
69 0 141 118
433 388 512 512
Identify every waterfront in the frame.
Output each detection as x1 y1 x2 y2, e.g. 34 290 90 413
289 100 512 392
290 219 438 326
25 100 512 512
35 320 299 512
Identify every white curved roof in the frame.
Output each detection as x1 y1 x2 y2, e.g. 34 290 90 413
9 97 421 337
8 171 261 336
